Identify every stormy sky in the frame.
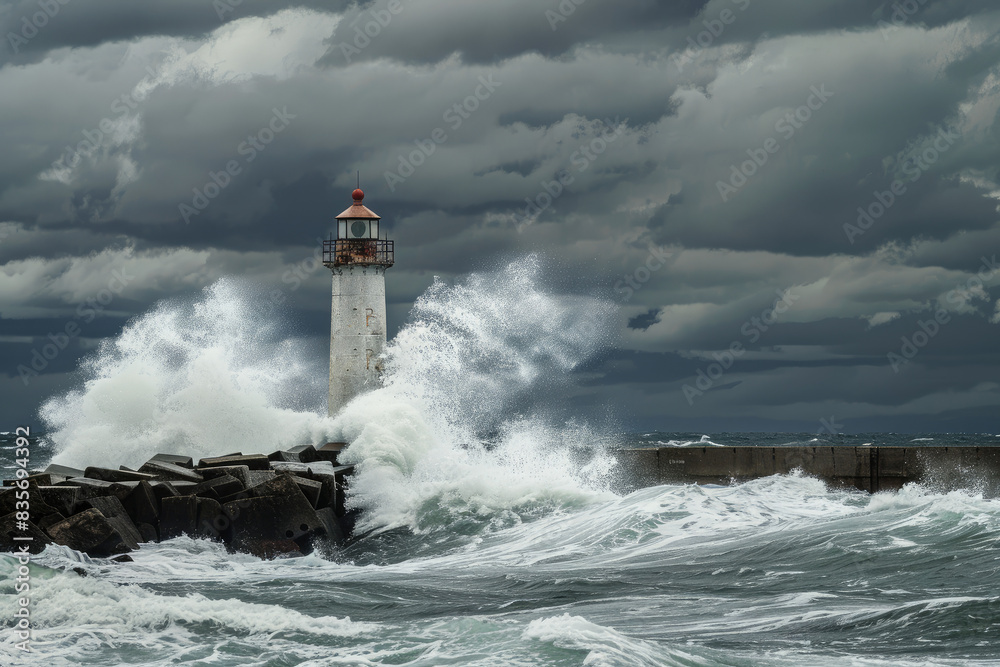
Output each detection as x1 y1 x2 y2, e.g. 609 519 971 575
2 0 999 434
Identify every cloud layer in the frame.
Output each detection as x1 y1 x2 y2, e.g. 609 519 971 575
2 0 999 433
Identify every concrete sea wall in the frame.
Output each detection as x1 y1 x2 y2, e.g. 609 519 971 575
613 446 1000 495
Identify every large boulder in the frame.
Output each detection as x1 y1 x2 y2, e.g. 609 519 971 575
188 475 244 500
315 442 347 464
138 461 203 483
46 508 136 556
147 453 194 468
0 512 52 554
85 467 157 483
122 481 159 527
223 475 325 558
80 496 143 547
268 445 319 464
195 465 252 488
160 496 226 540
199 454 270 471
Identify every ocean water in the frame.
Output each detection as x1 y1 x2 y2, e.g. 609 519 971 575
3 258 999 665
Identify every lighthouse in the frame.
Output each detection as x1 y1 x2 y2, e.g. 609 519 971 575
323 188 394 415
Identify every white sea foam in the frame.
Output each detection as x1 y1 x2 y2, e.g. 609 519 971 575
42 279 336 470
524 614 695 667
333 258 619 532
0 557 373 665
41 256 618 532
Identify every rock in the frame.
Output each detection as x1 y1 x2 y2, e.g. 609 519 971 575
36 513 66 532
195 465 251 488
60 477 134 502
3 473 54 487
136 522 159 542
160 496 225 540
110 554 134 563
163 481 196 495
217 489 250 505
80 496 143 547
189 475 244 500
247 472 301 499
292 477 322 508
254 473 322 507
199 454 271 471
267 450 301 463
248 470 277 487
269 461 312 474
46 508 134 556
36 486 79 516
288 445 320 463
44 464 86 478
296 465 354 516
103 516 141 553
85 467 158 483
147 453 194 469
122 481 159 527
0 483 62 524
195 497 227 539
138 461 203 483
268 445 319 464
148 481 180 509
0 512 51 554
315 442 347 464
224 491 323 559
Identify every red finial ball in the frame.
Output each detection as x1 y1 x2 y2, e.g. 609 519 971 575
352 188 364 202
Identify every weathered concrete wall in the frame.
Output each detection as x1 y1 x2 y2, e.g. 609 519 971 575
613 446 1000 495
329 266 387 416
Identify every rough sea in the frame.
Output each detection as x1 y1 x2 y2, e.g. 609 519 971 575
3 259 999 665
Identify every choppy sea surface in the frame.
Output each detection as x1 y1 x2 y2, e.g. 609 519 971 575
2 259 999 665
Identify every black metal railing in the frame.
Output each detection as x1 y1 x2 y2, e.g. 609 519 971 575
323 239 394 267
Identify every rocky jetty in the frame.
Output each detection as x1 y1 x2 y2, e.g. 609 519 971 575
0 443 353 559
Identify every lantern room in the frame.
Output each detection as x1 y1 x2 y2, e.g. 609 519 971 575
323 188 394 268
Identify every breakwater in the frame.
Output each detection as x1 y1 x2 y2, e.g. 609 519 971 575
614 445 1000 494
1 444 352 559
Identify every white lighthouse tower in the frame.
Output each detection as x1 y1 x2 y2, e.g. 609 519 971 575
323 187 394 416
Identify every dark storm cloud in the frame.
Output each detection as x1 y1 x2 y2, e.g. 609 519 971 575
0 0 351 64
1 0 999 432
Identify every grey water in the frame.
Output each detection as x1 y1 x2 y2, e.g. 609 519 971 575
2 263 999 665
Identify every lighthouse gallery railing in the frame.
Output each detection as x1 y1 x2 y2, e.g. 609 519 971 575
323 239 394 268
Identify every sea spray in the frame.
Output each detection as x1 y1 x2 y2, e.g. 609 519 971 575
41 255 619 532
335 257 620 533
42 279 335 469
